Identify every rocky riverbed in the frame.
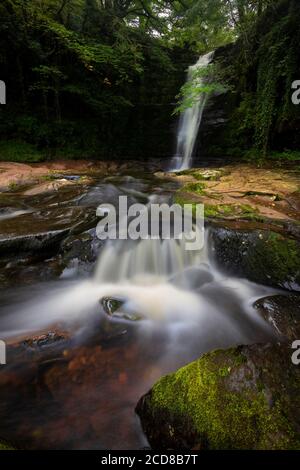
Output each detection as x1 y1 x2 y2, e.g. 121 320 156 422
0 160 299 449
137 162 300 450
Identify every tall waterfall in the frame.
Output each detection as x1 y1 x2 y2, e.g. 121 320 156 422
171 51 214 171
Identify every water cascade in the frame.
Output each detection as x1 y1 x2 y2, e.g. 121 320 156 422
0 175 275 450
171 51 214 171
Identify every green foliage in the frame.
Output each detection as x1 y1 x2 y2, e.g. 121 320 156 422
174 63 230 114
0 141 45 163
220 0 300 157
254 7 299 155
0 0 184 160
0 0 299 161
269 151 300 162
0 440 16 450
244 149 300 165
165 0 236 52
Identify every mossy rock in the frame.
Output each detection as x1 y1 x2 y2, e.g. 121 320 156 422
174 193 262 222
136 344 300 450
209 227 300 291
176 169 224 181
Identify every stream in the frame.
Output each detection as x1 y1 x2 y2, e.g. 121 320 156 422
0 168 276 449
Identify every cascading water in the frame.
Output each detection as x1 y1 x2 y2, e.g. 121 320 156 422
0 174 276 450
0 174 274 338
171 51 214 171
94 237 206 283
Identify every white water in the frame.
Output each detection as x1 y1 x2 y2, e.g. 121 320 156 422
0 181 276 451
171 51 214 171
94 236 206 283
0 227 274 355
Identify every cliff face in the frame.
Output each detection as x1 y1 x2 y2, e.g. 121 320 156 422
196 0 300 161
117 47 195 160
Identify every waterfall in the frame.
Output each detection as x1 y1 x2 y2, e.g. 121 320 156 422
171 51 214 171
94 236 207 283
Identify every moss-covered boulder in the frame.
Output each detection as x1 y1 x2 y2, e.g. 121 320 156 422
136 344 300 450
210 227 300 291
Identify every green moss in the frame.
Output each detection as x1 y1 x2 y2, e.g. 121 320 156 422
212 228 300 290
245 231 300 287
174 193 264 222
256 232 300 287
8 181 20 192
148 348 300 449
238 204 265 222
217 204 236 216
40 173 58 182
173 194 199 219
203 204 236 218
204 205 219 217
180 182 206 196
175 169 197 177
204 203 260 220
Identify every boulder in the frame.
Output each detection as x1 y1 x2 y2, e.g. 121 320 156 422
136 343 300 450
210 227 300 291
101 296 142 321
254 294 300 341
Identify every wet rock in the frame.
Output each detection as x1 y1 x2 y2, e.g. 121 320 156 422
0 207 33 221
77 182 140 209
23 179 75 196
77 184 123 208
136 343 300 450
68 209 98 235
59 228 103 278
254 295 300 341
0 206 97 258
0 229 70 258
101 297 125 315
22 331 69 350
101 297 142 321
53 175 81 181
60 230 97 264
0 256 65 288
210 227 300 291
176 169 223 181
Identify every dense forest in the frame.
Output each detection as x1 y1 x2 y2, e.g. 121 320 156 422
0 0 299 161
